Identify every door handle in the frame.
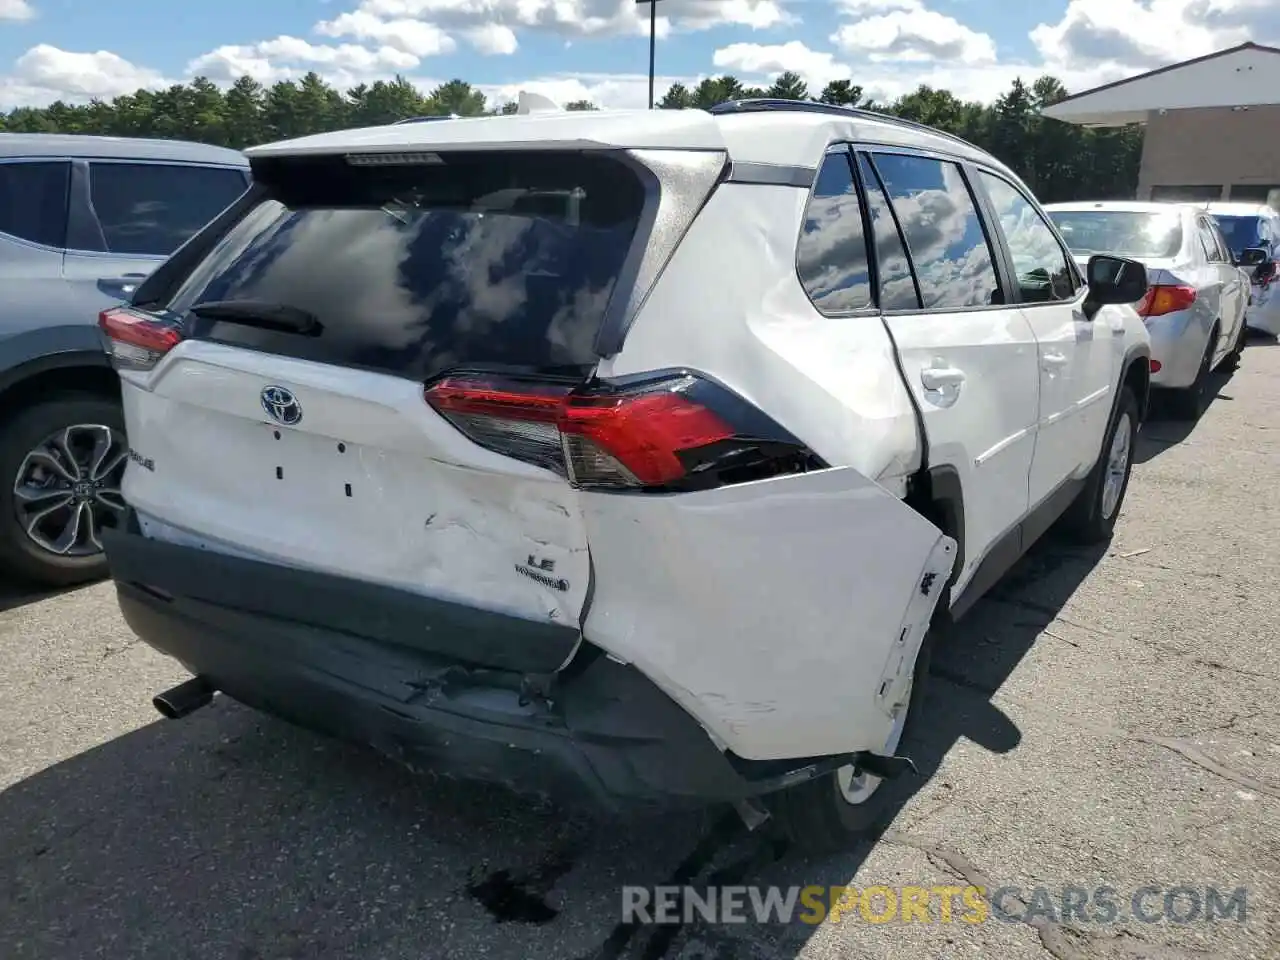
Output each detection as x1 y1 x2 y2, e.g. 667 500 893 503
920 365 966 390
1042 352 1069 369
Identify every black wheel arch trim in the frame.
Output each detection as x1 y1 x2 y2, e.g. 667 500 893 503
1119 342 1152 421
0 326 114 399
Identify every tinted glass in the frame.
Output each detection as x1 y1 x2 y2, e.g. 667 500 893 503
796 151 872 312
89 163 248 256
869 153 1000 310
979 171 1078 303
166 151 646 381
1047 211 1183 259
1211 215 1264 258
856 154 919 310
0 161 70 248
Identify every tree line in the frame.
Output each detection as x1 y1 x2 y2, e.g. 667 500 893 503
0 70 1142 203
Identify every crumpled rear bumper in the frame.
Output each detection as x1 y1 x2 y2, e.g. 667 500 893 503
102 525 776 812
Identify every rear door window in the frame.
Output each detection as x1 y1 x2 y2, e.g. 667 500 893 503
0 161 70 248
165 151 648 381
88 162 249 257
867 152 1002 310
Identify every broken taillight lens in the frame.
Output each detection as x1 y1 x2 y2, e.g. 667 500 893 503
1136 284 1197 318
425 372 823 492
99 306 183 371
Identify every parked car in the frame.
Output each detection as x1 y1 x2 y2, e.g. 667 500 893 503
1045 201 1250 420
0 134 250 587
1203 201 1280 336
97 99 1151 851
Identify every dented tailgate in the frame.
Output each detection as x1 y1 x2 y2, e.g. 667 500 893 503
578 467 956 762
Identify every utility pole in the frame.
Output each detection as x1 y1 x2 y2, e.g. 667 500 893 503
636 0 665 108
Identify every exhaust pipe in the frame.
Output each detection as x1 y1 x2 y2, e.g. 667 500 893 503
153 676 214 719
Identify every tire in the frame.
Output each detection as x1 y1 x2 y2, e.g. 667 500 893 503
0 393 127 588
1221 316 1247 372
1166 328 1215 421
1059 386 1139 544
767 625 936 854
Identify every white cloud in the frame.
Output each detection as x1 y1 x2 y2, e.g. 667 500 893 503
465 23 518 55
0 44 167 107
0 0 34 21
1031 0 1274 70
316 10 457 57
831 0 997 63
188 36 421 86
713 41 852 88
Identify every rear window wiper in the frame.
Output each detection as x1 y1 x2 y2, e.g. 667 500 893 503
188 300 323 336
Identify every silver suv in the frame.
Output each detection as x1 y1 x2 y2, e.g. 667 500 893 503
0 134 249 587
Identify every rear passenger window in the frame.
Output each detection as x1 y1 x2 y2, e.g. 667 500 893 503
796 151 872 312
977 170 1079 302
857 154 921 310
0 161 70 248
869 153 1001 310
88 162 248 257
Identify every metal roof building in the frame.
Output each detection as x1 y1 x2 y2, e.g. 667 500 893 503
1042 42 1280 206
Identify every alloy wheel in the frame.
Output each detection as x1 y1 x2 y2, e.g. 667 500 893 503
1100 412 1132 521
11 424 128 557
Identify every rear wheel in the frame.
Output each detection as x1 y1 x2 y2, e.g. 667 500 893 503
1166 330 1215 421
1060 386 1138 544
0 394 128 588
767 626 935 854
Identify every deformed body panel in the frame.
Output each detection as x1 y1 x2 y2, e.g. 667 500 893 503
579 466 956 762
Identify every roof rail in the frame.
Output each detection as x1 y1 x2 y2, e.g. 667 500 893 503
393 114 460 124
707 98 980 152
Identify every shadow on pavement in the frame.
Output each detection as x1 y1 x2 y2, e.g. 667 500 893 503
0 535 1108 960
0 579 76 615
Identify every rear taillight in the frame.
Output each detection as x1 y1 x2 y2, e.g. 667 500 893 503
1136 284 1197 319
425 372 825 492
99 307 182 371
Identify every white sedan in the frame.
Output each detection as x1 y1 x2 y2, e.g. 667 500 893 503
1045 201 1251 420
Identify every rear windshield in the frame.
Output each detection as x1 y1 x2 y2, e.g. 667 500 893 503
1047 210 1183 259
164 151 647 381
1210 215 1263 258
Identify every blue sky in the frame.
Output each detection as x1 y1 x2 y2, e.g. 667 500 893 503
0 0 1274 110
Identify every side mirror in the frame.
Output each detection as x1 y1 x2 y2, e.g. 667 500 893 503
1085 254 1149 311
1235 246 1268 267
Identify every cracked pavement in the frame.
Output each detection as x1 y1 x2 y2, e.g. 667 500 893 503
2 338 1279 960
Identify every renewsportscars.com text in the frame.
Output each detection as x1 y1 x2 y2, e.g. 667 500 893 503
621 884 1248 926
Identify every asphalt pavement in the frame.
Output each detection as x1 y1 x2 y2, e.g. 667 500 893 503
2 338 1279 960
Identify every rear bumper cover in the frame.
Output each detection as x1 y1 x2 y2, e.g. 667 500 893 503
1143 310 1208 388
103 526 767 811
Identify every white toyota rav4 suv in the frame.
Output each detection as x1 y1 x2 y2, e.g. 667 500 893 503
98 98 1152 851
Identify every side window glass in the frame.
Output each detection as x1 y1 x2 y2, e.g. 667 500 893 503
0 161 70 248
977 170 1079 302
796 150 872 312
1197 221 1222 262
869 153 1001 310
88 162 249 257
856 154 920 310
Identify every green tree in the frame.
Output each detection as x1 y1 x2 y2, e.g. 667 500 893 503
426 79 486 116
1 72 1145 200
564 99 598 111
819 80 864 107
766 71 808 100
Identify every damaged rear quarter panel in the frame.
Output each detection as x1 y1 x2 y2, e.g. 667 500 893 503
578 466 955 762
